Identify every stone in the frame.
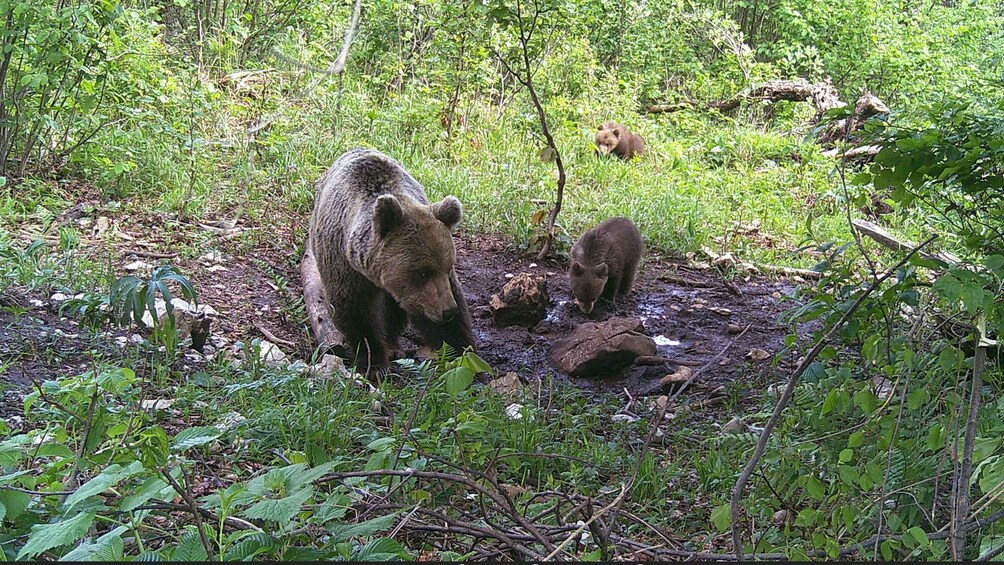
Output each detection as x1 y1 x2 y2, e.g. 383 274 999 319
489 272 549 328
549 317 656 378
257 340 287 365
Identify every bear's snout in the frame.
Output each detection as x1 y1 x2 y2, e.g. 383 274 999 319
440 306 459 322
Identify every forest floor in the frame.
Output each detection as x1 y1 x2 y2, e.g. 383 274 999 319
2 199 813 403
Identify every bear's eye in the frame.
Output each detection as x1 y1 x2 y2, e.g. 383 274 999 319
412 268 434 281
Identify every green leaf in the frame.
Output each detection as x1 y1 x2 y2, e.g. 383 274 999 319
241 486 313 524
804 476 825 500
327 513 399 542
17 511 96 559
908 526 930 547
933 274 962 303
60 526 127 561
837 465 859 486
64 461 144 511
352 537 411 561
961 282 987 313
460 351 492 373
443 366 475 396
172 530 208 561
908 388 930 410
710 504 731 532
927 424 947 451
222 532 276 561
848 431 864 448
121 476 173 512
839 449 853 463
794 508 820 527
171 426 222 452
0 489 30 521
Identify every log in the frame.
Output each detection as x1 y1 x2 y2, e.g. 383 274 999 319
300 240 350 357
851 219 961 265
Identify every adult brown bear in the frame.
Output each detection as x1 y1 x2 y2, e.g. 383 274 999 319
306 148 476 370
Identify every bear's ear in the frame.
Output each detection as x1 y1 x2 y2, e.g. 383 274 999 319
570 261 584 276
595 262 609 277
611 128 620 139
374 195 405 238
431 196 463 229
597 124 604 131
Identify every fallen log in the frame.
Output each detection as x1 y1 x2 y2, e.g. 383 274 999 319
851 219 961 265
300 240 350 357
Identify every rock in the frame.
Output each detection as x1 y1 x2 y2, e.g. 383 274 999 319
304 354 347 379
727 323 744 334
50 293 69 303
504 403 525 420
489 272 549 328
722 416 743 433
198 250 225 264
141 399 175 411
206 265 229 273
653 335 681 346
124 260 153 272
549 317 656 377
489 372 522 398
256 339 287 365
746 348 771 361
659 366 693 389
773 509 792 526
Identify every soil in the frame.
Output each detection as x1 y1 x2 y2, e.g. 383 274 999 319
2 214 814 404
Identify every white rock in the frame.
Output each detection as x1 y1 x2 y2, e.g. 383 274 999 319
124 260 153 271
722 416 743 433
206 265 229 273
50 293 69 302
129 334 144 344
653 335 681 347
114 336 128 348
198 250 225 264
29 299 44 307
504 403 524 420
217 411 247 432
305 354 347 379
257 340 287 365
611 413 640 424
141 399 175 410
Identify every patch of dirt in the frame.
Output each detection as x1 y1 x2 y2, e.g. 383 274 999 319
451 235 809 395
5 201 814 401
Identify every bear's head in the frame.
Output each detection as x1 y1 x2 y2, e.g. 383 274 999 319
370 194 463 323
570 260 608 314
594 125 620 156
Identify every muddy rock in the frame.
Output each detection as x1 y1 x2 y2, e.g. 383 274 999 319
549 317 657 378
489 272 549 328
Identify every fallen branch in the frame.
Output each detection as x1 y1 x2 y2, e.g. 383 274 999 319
852 219 961 266
123 249 178 259
729 235 937 559
253 322 297 348
300 240 349 357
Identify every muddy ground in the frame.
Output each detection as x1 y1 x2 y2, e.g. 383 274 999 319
2 219 813 405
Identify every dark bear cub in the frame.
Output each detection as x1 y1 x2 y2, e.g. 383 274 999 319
594 121 646 160
569 217 644 314
307 148 475 371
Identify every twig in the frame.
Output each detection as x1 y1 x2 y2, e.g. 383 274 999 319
123 249 178 259
543 484 628 560
134 502 262 532
253 322 297 348
161 466 216 560
952 343 985 559
729 235 938 559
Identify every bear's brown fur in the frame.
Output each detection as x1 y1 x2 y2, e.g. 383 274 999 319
307 148 475 370
594 121 646 160
569 217 644 314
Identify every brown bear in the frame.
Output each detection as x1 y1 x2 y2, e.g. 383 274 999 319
307 148 475 370
569 217 644 314
594 121 646 160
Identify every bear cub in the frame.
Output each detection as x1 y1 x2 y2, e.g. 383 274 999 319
307 148 475 370
594 121 646 160
569 217 644 315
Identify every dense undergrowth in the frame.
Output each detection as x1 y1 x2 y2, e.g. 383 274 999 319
2 0 1004 560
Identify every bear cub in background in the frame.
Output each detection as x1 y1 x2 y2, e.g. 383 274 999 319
594 121 646 160
307 148 475 370
569 217 644 314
